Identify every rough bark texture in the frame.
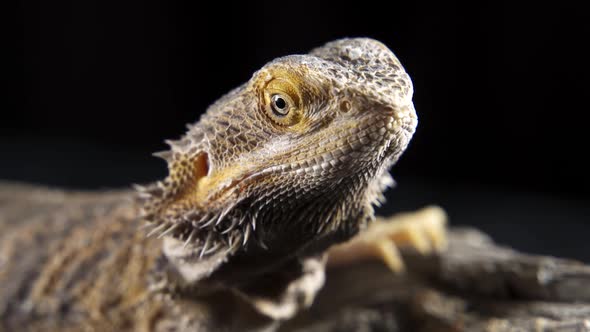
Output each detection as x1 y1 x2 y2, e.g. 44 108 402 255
281 228 590 332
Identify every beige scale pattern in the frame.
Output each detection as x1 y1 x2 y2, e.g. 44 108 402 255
0 38 446 331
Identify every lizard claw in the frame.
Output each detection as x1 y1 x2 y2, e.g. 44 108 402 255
327 206 448 273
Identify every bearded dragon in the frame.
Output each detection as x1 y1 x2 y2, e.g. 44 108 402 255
0 38 446 331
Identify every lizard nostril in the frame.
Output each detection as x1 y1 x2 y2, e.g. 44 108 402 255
340 100 352 113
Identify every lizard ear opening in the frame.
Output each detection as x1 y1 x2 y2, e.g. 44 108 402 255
138 150 210 227
194 151 210 180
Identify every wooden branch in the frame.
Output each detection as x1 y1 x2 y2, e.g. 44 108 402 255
280 228 590 332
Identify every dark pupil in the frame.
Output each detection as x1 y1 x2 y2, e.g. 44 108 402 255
274 97 286 109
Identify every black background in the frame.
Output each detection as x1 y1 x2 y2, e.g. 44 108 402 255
7 1 590 260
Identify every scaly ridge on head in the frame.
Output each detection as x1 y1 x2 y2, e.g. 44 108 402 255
137 38 418 269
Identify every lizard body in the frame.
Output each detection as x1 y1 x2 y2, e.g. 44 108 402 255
0 38 418 331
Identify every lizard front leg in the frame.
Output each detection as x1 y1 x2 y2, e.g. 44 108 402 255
327 206 448 272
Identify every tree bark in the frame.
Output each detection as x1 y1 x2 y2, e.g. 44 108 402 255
280 228 590 332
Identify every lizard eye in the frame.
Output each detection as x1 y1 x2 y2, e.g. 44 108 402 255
270 94 291 116
261 77 302 126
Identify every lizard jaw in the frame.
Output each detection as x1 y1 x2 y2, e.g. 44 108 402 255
138 97 417 258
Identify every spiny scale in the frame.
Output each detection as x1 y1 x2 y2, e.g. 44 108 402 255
1 38 419 330
137 38 417 267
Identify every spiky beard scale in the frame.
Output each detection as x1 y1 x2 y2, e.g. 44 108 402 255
136 146 396 262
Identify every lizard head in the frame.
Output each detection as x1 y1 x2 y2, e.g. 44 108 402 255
138 38 417 273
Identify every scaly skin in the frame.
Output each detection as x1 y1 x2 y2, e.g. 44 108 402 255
0 38 418 331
